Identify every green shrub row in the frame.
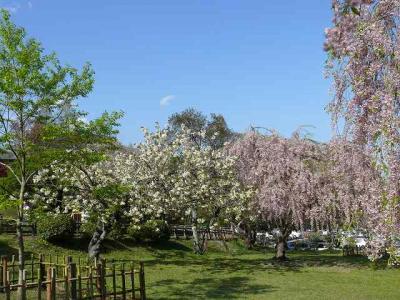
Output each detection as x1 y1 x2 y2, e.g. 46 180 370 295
36 214 75 242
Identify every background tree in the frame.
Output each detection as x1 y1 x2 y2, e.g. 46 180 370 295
0 10 95 299
168 108 235 149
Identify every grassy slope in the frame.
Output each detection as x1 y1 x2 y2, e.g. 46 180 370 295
0 235 399 300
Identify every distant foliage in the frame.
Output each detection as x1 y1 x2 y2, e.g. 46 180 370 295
37 214 75 242
127 220 171 242
168 108 235 149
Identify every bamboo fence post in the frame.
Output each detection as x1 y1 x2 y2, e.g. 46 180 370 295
130 263 135 300
55 255 59 277
47 267 56 300
96 259 101 294
2 255 7 288
39 254 45 287
88 267 94 300
21 269 27 298
37 268 42 300
69 262 77 300
31 253 35 282
139 262 146 300
64 272 69 300
78 257 81 275
66 256 73 265
46 268 52 300
100 259 106 300
0 255 3 287
11 255 15 284
112 263 117 300
5 270 10 300
121 264 126 300
77 274 82 300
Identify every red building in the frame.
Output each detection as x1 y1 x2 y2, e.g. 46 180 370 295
0 151 16 177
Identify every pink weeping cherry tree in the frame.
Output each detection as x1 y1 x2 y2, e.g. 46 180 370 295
320 139 383 250
325 0 400 259
227 130 326 260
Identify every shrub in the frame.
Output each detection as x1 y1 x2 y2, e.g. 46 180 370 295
37 214 75 242
127 220 170 242
308 232 324 243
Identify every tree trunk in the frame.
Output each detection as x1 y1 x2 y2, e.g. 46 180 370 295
88 221 107 260
244 225 257 249
17 190 26 300
275 235 288 260
191 207 203 254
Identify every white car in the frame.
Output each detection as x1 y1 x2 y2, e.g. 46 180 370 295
355 236 367 247
289 231 302 239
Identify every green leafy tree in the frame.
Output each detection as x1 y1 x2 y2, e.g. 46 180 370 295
0 10 115 299
168 108 235 149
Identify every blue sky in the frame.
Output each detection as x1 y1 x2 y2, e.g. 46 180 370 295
6 0 333 144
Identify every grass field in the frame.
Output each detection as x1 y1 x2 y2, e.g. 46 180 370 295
0 234 399 299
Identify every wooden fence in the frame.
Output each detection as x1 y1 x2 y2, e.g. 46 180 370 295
0 217 36 235
170 225 234 240
0 254 146 299
0 215 236 242
342 245 365 256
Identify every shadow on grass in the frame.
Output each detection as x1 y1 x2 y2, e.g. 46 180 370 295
18 236 387 272
143 249 382 277
150 276 275 299
0 238 18 256
0 237 34 260
51 236 91 252
150 240 192 252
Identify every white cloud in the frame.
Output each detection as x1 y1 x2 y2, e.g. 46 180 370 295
160 95 175 107
27 1 32 8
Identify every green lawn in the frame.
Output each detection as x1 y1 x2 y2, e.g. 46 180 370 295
0 234 399 299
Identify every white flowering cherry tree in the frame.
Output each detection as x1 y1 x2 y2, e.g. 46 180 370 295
32 149 132 259
126 126 182 225
172 128 252 254
129 125 252 254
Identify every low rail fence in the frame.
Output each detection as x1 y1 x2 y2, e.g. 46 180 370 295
0 217 236 242
342 245 365 256
170 225 235 241
0 217 36 235
0 254 146 299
